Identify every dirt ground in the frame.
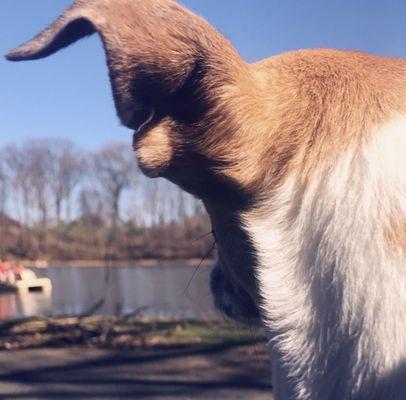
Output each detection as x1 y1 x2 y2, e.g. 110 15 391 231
0 318 273 399
0 344 273 400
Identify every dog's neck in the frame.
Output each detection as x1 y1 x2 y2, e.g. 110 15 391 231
243 119 406 399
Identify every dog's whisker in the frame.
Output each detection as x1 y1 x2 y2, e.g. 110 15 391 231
192 230 215 243
181 241 216 298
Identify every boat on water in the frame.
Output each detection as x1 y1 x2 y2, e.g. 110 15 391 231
0 261 52 293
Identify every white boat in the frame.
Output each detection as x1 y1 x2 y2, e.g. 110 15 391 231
0 262 52 293
14 269 52 292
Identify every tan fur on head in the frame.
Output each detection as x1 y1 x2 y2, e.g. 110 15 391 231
7 2 406 399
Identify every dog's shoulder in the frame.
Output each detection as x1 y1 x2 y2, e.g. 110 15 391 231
246 49 406 191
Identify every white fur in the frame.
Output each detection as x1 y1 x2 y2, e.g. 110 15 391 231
243 117 406 400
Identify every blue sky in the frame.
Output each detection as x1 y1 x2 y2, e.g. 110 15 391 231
2 0 406 149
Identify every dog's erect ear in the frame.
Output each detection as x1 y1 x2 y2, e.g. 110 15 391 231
6 0 244 128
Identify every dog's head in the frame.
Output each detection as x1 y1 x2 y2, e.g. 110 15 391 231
7 0 267 323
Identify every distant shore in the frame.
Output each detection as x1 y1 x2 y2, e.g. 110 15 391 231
24 258 215 268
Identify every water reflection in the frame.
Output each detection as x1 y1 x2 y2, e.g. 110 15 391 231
0 264 219 320
0 291 51 318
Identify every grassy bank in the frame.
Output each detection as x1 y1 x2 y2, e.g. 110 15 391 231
0 316 267 351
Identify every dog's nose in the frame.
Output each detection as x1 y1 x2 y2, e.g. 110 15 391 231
210 260 262 324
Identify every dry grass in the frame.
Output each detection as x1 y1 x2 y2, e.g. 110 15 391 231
0 316 267 351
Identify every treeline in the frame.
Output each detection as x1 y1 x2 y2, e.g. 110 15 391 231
0 139 213 261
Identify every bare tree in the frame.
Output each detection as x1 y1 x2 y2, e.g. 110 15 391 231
3 144 33 226
0 155 7 258
131 176 203 227
93 143 137 230
47 140 85 223
79 187 104 221
2 144 35 256
25 141 53 227
0 156 7 215
23 140 55 255
0 139 210 261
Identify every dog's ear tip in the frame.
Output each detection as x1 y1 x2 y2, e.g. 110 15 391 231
5 45 33 61
5 50 21 61
5 38 58 61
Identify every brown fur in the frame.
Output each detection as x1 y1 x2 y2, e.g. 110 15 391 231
6 0 406 309
7 0 406 196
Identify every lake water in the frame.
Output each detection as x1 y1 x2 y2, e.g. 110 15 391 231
0 263 221 320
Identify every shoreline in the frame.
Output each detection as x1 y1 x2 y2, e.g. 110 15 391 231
23 258 215 268
0 316 267 350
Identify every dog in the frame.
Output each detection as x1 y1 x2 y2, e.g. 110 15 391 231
7 1 406 399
